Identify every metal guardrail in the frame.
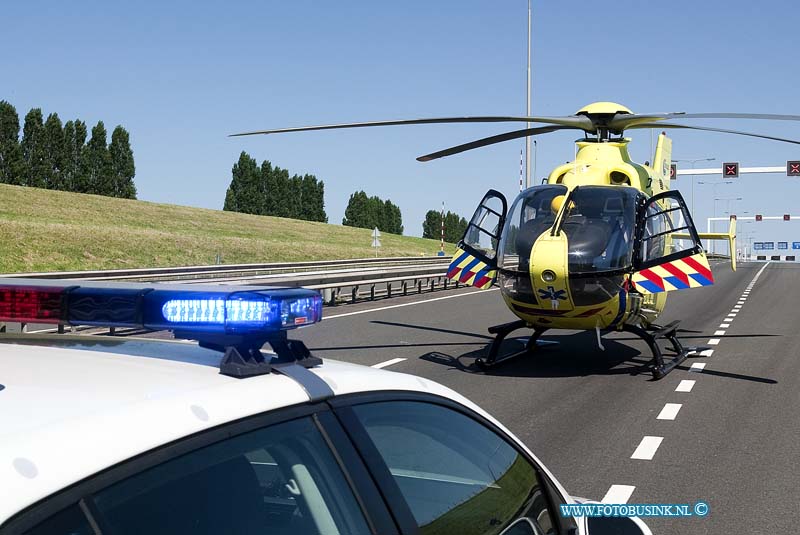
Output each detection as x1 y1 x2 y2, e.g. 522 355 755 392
0 256 462 334
0 256 449 282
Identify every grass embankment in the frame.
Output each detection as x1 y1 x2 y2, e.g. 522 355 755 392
0 184 452 273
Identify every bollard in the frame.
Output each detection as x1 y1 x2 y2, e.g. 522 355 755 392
322 288 334 305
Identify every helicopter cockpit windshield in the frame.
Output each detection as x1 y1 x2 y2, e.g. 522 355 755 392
497 184 568 272
556 186 644 306
556 186 642 275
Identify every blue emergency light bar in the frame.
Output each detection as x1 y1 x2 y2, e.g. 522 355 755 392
0 279 324 378
0 279 322 334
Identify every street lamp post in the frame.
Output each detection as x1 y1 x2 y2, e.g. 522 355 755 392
525 0 532 189
673 157 715 215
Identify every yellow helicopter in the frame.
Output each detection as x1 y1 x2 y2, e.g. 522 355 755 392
233 102 800 379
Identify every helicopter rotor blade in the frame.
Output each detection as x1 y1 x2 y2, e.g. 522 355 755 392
229 115 593 137
628 122 800 145
609 112 800 131
416 125 575 162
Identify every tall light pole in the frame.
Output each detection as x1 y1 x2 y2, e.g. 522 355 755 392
525 0 532 189
673 157 715 215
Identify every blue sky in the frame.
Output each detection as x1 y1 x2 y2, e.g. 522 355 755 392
3 0 800 251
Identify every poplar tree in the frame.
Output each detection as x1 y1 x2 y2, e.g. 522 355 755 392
0 100 23 185
224 151 261 214
64 120 88 192
109 126 137 198
80 121 113 195
21 108 48 188
43 113 65 190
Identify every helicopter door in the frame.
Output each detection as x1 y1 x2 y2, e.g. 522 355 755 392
447 189 507 289
631 191 713 294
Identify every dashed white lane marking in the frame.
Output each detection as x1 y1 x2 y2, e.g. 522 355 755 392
690 362 707 372
325 288 499 319
602 485 636 504
371 358 407 369
720 323 730 328
631 436 664 460
676 380 696 392
727 313 737 318
708 338 720 345
699 349 714 357
714 330 726 336
657 403 682 420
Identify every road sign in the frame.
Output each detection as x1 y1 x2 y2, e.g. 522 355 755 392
788 161 800 176
371 227 381 255
756 214 763 222
785 214 791 221
754 242 763 250
779 242 789 250
669 163 677 180
764 242 775 250
793 242 800 249
723 162 739 178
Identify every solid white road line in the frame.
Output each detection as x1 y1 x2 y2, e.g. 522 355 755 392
325 288 499 319
676 379 696 392
371 358 407 369
708 338 720 345
657 403 682 420
631 436 663 460
714 330 726 336
602 485 636 504
690 362 707 372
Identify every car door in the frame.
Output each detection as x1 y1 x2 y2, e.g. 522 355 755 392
447 190 508 289
631 191 714 294
331 392 577 535
6 406 396 535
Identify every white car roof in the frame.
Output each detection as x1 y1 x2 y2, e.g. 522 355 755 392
0 334 503 524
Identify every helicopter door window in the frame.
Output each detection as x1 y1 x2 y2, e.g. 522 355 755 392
637 192 702 269
461 190 507 263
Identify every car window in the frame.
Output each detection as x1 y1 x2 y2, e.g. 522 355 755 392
27 416 371 535
350 401 556 535
25 503 92 535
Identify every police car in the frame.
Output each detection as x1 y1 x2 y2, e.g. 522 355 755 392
0 279 650 535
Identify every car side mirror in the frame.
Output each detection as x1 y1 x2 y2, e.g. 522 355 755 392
586 515 651 534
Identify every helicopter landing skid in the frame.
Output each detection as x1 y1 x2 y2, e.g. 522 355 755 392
475 320 556 369
623 321 708 380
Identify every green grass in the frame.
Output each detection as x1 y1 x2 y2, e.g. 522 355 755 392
0 184 453 273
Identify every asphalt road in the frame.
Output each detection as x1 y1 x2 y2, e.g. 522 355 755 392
290 260 798 534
